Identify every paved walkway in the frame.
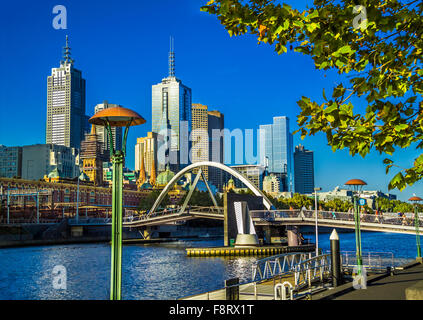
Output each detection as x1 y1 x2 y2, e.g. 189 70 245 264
335 263 423 300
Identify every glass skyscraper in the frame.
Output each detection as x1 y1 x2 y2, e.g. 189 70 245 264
151 39 192 172
46 36 86 149
259 116 294 192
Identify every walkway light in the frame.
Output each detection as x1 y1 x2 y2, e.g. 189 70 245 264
89 106 146 300
345 178 367 274
409 196 423 259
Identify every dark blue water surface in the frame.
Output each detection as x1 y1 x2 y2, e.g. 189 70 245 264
0 231 419 300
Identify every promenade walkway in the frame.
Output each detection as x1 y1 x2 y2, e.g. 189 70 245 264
334 262 423 300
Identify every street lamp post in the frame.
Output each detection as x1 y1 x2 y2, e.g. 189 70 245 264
314 187 322 256
409 196 422 260
345 178 367 274
89 106 145 300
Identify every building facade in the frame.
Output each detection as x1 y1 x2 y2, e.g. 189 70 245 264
134 132 159 178
46 36 87 149
225 164 266 190
151 42 191 173
294 144 315 194
94 101 123 156
21 144 80 181
191 104 210 178
259 116 294 192
263 174 282 194
80 125 106 186
0 146 22 178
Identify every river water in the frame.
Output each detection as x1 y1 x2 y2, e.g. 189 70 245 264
0 231 419 300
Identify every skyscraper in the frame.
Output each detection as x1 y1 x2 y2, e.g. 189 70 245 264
46 36 86 149
294 144 315 194
152 38 192 173
191 104 225 190
259 116 294 192
94 101 123 157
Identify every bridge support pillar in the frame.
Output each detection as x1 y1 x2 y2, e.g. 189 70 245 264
286 226 300 247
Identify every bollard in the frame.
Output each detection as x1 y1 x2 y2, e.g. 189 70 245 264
330 229 342 287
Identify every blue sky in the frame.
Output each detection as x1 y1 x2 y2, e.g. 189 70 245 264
0 0 421 201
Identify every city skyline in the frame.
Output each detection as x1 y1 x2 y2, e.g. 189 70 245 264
0 0 421 200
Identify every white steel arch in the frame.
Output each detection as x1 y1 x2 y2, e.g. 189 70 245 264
149 161 274 214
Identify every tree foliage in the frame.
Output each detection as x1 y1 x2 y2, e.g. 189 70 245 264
202 0 423 191
138 190 170 212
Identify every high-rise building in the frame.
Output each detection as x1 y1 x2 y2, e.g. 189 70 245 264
152 38 191 173
94 101 123 157
191 104 225 190
135 132 159 179
46 36 86 149
80 125 106 186
259 116 294 192
294 144 315 194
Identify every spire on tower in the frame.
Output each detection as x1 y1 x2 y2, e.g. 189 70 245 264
168 36 175 77
62 35 74 65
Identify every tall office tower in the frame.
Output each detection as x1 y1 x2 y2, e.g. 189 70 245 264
94 101 123 158
191 104 225 190
259 116 294 192
191 104 209 178
152 38 192 173
46 36 86 149
134 132 159 178
80 125 106 186
294 144 315 194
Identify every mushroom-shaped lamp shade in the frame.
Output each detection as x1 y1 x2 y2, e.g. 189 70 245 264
409 196 423 202
345 179 367 186
89 106 146 127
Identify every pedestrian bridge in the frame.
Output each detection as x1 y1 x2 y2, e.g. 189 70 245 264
114 208 422 235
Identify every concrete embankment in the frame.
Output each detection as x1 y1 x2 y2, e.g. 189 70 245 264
0 221 224 248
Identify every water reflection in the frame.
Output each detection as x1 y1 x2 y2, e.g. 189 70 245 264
0 232 420 300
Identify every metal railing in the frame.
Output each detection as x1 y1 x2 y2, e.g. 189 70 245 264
340 251 395 270
293 254 331 289
252 252 311 281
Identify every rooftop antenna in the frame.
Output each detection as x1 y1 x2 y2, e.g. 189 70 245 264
168 36 175 77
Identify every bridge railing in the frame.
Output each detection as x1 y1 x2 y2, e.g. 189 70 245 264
302 210 423 228
250 210 301 220
251 209 423 229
